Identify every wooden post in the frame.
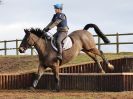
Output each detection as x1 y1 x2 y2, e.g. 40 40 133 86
16 39 19 55
116 33 119 54
98 37 101 50
4 41 7 55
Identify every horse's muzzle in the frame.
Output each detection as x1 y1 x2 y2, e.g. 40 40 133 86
19 47 26 53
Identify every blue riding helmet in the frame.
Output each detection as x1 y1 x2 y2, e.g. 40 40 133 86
54 3 63 10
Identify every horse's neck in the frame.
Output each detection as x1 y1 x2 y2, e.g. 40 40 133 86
32 35 46 57
31 34 55 61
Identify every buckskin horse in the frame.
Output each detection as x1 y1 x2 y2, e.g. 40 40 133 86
19 24 114 92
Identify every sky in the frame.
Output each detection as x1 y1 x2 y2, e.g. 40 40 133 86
0 0 133 53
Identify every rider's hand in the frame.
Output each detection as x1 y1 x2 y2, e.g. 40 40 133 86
43 28 49 32
42 29 51 40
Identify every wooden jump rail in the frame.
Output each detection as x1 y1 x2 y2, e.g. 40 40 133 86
45 57 133 73
37 73 133 91
0 73 33 89
0 57 133 91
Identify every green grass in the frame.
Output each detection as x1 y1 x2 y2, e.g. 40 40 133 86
67 52 133 65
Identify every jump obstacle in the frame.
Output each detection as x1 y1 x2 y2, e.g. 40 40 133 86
0 57 133 91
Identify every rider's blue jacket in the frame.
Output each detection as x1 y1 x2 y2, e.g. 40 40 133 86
52 13 67 28
45 13 69 32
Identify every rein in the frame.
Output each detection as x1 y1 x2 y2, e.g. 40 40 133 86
30 35 43 47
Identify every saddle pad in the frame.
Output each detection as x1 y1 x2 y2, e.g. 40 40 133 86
51 36 72 51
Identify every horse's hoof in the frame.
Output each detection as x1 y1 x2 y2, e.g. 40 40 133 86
29 87 36 91
101 70 105 74
108 63 114 70
52 89 60 92
33 80 38 88
52 86 60 92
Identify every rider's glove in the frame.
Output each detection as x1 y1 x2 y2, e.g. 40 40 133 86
42 28 51 40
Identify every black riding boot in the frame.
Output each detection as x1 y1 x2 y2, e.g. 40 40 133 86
56 43 63 61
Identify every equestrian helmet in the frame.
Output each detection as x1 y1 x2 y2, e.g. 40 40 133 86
54 3 63 10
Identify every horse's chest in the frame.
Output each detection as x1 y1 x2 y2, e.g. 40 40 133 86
42 54 56 66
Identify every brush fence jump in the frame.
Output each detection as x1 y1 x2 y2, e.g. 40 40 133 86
0 57 133 91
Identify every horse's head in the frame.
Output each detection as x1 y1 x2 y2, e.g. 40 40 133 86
19 29 36 53
19 28 45 53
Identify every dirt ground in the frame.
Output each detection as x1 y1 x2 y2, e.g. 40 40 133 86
0 90 133 99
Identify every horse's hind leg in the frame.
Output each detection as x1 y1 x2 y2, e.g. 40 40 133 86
99 50 114 70
88 48 114 70
32 65 45 88
84 51 105 73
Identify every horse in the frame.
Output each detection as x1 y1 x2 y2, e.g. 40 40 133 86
19 24 114 92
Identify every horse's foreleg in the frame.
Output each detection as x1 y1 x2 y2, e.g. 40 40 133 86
52 62 60 92
85 51 105 73
33 65 45 88
99 50 114 70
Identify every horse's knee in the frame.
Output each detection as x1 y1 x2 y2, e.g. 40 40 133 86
108 63 114 70
38 66 45 75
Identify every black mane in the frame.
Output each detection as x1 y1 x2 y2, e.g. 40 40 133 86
25 28 44 37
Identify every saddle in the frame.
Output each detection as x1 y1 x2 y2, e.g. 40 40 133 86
51 36 73 51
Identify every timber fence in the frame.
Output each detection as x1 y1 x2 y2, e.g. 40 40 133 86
0 33 133 55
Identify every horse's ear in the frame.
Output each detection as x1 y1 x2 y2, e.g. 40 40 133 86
24 29 29 34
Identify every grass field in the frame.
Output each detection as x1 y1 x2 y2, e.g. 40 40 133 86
68 52 133 64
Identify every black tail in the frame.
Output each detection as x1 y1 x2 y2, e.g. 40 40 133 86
83 24 110 44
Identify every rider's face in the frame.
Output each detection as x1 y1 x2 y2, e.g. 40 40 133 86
55 9 61 13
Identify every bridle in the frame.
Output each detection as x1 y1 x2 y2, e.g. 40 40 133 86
26 32 48 50
20 30 49 55
30 34 42 47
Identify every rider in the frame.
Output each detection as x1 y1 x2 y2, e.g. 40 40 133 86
43 3 69 60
